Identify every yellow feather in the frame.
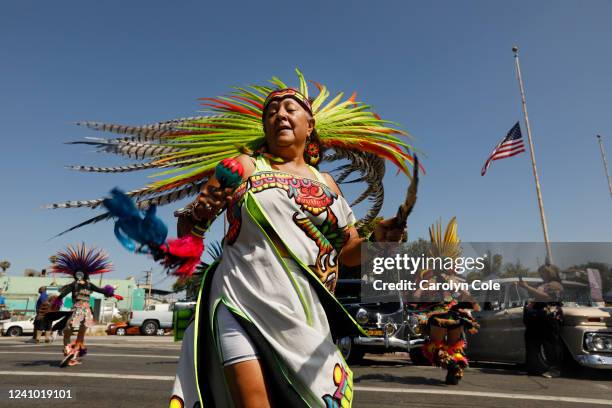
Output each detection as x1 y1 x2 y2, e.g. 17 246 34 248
429 217 460 258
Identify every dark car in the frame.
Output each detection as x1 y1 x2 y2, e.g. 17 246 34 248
335 277 424 363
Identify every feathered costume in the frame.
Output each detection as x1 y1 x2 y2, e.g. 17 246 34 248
52 244 118 367
414 218 479 384
47 69 419 233
48 70 420 406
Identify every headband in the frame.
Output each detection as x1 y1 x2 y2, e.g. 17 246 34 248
262 88 313 117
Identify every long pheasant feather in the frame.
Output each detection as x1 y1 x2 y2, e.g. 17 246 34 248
50 69 422 234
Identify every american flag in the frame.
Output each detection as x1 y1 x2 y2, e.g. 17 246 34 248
481 122 526 176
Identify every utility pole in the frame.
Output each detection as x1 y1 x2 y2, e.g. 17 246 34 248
143 269 152 307
596 135 612 196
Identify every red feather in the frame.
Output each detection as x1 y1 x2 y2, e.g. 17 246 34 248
309 80 324 92
199 98 260 117
231 95 264 110
160 234 204 277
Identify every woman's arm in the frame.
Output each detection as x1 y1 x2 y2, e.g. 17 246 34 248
177 154 255 237
339 218 407 267
321 172 366 267
52 283 73 308
88 282 119 298
517 281 554 301
88 282 107 296
338 227 365 267
57 283 73 300
322 172 406 267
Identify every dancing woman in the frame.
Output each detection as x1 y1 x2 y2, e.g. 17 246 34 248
52 244 118 367
47 70 419 406
414 218 479 385
171 88 412 407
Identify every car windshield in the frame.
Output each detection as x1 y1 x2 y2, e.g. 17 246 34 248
475 280 599 310
478 285 506 311
506 285 529 308
561 285 598 307
505 281 598 308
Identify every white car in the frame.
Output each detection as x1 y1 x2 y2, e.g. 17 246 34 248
1 316 36 337
129 302 196 336
0 315 67 337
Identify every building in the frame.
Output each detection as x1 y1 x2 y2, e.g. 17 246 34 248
0 275 146 318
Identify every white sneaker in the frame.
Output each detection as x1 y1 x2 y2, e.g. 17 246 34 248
541 368 561 378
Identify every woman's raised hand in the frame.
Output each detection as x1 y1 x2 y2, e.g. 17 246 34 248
192 183 235 220
372 217 407 242
514 280 529 289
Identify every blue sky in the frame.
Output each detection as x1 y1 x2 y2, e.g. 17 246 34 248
1 1 611 288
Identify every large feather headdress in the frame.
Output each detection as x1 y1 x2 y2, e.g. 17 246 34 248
428 217 461 259
51 243 112 276
47 69 420 232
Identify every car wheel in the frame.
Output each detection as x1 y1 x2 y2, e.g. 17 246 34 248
525 338 553 375
141 321 159 336
6 326 23 337
116 327 127 336
409 346 431 366
337 337 365 364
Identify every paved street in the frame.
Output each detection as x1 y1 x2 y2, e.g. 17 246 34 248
0 336 610 408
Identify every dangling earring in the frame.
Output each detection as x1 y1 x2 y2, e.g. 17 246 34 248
304 134 321 167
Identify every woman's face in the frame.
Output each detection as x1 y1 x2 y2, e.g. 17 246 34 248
263 97 314 152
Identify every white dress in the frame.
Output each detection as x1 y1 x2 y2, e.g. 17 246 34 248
171 156 364 408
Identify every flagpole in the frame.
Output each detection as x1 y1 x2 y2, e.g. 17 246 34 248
596 135 612 196
512 45 553 264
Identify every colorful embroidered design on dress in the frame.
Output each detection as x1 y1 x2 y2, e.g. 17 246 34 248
293 208 350 292
322 363 353 408
250 172 336 215
226 173 336 244
225 173 350 291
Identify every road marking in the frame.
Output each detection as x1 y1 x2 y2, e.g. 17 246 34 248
0 371 174 381
353 386 612 406
0 351 178 359
6 343 181 350
0 370 610 405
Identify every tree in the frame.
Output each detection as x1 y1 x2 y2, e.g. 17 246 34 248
24 268 40 277
501 260 531 279
482 253 503 278
0 261 10 273
469 253 504 282
403 238 432 258
172 276 195 293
